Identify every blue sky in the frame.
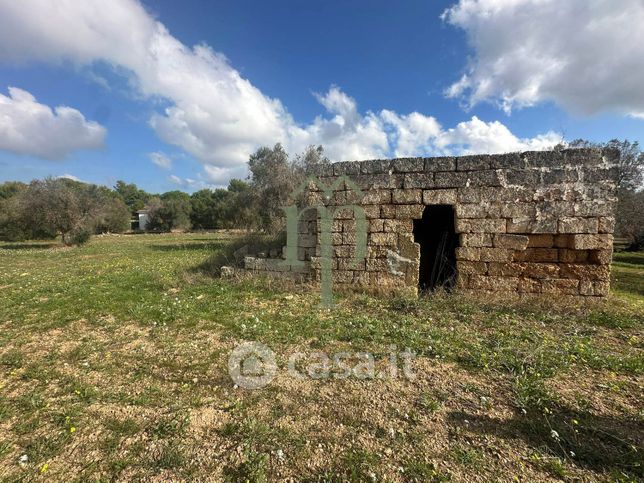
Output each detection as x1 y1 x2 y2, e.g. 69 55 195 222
0 0 642 193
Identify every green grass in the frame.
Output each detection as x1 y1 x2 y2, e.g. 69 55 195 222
0 233 642 481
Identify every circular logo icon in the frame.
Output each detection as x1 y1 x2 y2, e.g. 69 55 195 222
228 342 277 390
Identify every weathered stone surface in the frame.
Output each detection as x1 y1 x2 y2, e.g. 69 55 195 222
487 262 520 277
470 275 519 292
394 204 424 219
570 234 613 250
384 219 413 233
460 233 494 247
493 234 529 250
423 189 457 205
513 248 559 263
456 203 501 219
434 171 469 188
403 173 434 189
541 279 580 295
559 249 589 263
479 248 514 262
559 264 610 281
425 157 456 171
589 249 612 265
455 247 481 261
360 159 392 174
456 218 506 234
369 233 398 246
457 261 487 275
598 216 615 234
558 217 599 234
457 155 491 171
392 158 424 173
362 189 392 204
393 189 422 204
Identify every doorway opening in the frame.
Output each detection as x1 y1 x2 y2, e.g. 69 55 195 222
412 205 458 291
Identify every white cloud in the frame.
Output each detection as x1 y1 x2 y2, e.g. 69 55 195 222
0 0 562 184
149 151 172 170
442 0 644 117
0 87 105 159
57 173 81 182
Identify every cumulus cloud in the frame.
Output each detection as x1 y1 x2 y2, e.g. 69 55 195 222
442 0 644 117
0 87 105 159
0 0 561 182
149 151 172 170
57 173 81 182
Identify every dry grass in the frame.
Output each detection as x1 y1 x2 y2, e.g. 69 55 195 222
0 233 642 481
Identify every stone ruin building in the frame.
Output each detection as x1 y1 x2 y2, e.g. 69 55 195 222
237 148 618 298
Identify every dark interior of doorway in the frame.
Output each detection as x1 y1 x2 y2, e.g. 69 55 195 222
412 205 458 292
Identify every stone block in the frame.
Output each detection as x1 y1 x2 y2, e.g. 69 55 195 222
366 258 388 271
513 248 559 263
392 189 422 204
598 216 615 234
362 189 393 204
457 203 501 219
456 261 487 275
457 155 491 171
570 234 613 250
354 174 403 190
470 275 519 292
404 173 434 189
333 161 360 176
423 189 457 205
518 278 542 293
460 233 494 247
394 204 424 219
490 152 525 169
384 219 412 233
369 219 385 233
380 205 396 219
434 171 469 188
541 278 580 295
487 262 519 277
505 169 540 186
479 248 514 262
553 234 570 248
499 203 535 218
559 264 610 281
493 234 529 250
425 157 456 171
369 232 398 246
468 170 503 187
522 263 560 279
573 201 615 217
455 247 481 261
559 249 589 263
558 217 599 234
456 218 506 234
593 281 610 297
332 270 354 283
337 258 366 271
589 249 612 265
392 158 424 172
360 159 392 174
542 168 579 184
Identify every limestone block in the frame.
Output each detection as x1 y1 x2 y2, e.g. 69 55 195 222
541 279 580 295
598 216 616 234
360 159 392 174
559 264 610 281
554 234 570 248
332 270 354 283
398 233 420 259
366 258 388 271
513 248 559 263
369 232 398 246
456 261 487 275
333 161 360 176
403 173 434 189
487 262 519 277
456 218 506 234
392 158 424 173
493 234 529 250
460 233 493 247
518 278 542 293
499 203 535 218
362 189 393 204
434 171 469 188
479 248 514 262
380 205 396 219
589 249 612 265
425 157 456 171
505 170 540 186
542 168 579 184
573 201 615 217
369 219 385 233
526 234 554 248
355 174 403 190
457 155 491 171
457 203 501 219
570 234 613 250
337 258 366 271
392 189 422 204
522 263 560 279
468 170 503 187
455 247 481 261
558 249 589 263
593 281 610 296
394 204 424 219
423 189 457 205
384 219 413 233
558 217 599 234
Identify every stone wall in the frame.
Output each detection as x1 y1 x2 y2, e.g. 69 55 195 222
240 148 618 297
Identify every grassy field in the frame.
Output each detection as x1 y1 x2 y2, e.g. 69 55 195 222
0 233 642 482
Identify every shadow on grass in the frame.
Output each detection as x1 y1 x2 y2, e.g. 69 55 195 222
613 253 644 267
0 243 57 250
447 407 642 478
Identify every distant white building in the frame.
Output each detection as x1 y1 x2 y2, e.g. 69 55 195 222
137 209 150 231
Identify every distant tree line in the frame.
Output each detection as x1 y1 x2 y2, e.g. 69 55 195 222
0 145 328 246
